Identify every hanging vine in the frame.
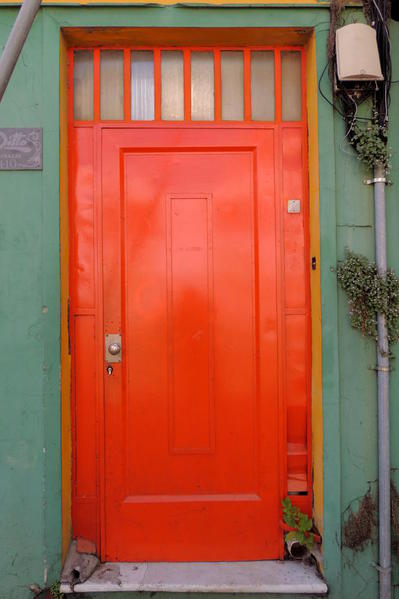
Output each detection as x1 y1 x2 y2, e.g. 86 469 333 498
351 111 391 173
337 250 399 351
325 0 398 352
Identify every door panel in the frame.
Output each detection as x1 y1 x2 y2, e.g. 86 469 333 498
101 127 281 561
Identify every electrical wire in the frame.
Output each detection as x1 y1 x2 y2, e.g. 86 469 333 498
321 0 392 142
367 0 392 123
339 95 359 157
318 62 376 123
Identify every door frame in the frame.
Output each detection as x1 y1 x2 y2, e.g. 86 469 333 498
60 27 323 561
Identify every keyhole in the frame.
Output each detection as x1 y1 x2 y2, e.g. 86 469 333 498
107 365 113 376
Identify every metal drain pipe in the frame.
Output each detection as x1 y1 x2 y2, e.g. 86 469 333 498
0 0 42 102
374 162 391 599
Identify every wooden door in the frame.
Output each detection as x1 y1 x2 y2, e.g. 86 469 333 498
69 44 311 563
101 127 280 561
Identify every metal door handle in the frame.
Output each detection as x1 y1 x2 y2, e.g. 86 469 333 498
105 333 122 363
108 342 121 355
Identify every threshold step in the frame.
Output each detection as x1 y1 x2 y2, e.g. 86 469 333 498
60 559 328 595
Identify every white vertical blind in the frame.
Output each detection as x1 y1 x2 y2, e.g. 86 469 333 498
131 51 155 121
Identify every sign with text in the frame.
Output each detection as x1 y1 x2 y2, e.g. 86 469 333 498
0 128 42 170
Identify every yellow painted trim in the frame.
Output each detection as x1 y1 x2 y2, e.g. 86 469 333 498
306 31 323 538
0 0 328 4
60 31 72 563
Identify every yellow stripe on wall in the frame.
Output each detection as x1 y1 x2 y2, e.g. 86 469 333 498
306 30 323 539
0 0 328 5
60 32 72 562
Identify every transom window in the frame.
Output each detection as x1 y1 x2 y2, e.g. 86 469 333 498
72 47 303 123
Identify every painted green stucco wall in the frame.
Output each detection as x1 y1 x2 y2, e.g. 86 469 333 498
0 6 398 599
386 19 399 599
0 11 62 599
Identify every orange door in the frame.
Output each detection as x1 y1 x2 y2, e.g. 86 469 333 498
101 126 281 561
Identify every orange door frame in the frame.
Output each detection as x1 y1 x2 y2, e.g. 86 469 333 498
60 29 323 561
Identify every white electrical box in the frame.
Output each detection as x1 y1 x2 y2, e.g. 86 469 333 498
336 23 384 81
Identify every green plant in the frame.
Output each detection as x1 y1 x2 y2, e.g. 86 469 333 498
350 113 391 174
337 249 399 351
282 497 315 551
50 581 63 599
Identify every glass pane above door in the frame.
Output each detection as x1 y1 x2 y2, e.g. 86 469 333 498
221 51 244 121
100 51 124 120
251 51 275 121
73 51 94 121
191 52 214 121
281 51 302 121
71 46 304 125
161 51 184 121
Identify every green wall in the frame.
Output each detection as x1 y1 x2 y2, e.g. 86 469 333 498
0 11 62 599
387 18 399 597
0 6 398 599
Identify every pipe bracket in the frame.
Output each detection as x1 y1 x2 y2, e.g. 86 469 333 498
363 177 392 185
371 561 392 574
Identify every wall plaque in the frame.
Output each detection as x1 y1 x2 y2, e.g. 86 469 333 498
0 128 42 170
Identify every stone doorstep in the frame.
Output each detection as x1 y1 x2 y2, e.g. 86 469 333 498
60 560 328 595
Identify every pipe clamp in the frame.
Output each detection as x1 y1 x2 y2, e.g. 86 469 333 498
371 561 392 574
363 177 391 185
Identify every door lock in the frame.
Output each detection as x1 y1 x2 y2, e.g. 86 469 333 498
105 333 122 363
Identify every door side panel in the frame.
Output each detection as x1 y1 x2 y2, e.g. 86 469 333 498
70 127 99 550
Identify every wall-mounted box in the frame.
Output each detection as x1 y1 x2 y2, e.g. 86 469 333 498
336 23 383 81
